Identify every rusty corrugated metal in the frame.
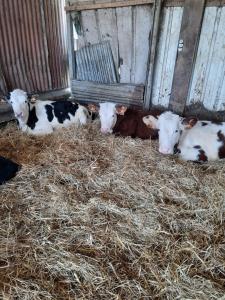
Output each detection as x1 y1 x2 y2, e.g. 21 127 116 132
43 0 68 89
0 0 68 94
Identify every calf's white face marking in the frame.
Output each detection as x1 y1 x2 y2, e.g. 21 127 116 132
9 89 29 122
88 102 127 134
99 103 117 134
143 111 197 155
143 112 182 154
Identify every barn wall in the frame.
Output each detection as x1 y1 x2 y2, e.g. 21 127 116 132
73 4 153 85
0 0 68 96
187 6 225 111
66 1 225 116
151 5 225 113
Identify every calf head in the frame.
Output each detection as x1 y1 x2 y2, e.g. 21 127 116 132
143 111 197 155
88 102 127 134
9 89 30 123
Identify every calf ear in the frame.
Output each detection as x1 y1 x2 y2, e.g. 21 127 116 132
88 103 99 112
115 105 127 115
142 115 159 129
182 117 198 129
30 94 38 104
0 94 10 103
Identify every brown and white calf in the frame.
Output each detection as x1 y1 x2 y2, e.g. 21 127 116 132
143 111 225 162
88 102 160 139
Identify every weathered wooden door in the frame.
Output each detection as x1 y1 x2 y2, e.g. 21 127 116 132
65 0 154 107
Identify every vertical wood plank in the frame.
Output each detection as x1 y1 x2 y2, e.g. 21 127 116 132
152 7 183 107
169 0 206 114
97 8 119 69
0 63 7 95
201 7 225 110
81 10 100 45
66 13 76 79
144 0 162 109
187 7 218 108
131 5 153 84
116 6 133 83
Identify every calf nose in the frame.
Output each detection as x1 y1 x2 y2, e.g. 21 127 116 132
159 147 173 155
101 128 109 134
15 112 23 118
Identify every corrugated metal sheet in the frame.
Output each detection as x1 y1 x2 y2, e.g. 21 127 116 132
0 0 68 94
43 0 68 89
75 41 117 83
151 6 183 107
188 6 225 111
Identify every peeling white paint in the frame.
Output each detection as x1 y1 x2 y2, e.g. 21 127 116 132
151 7 183 108
188 7 225 111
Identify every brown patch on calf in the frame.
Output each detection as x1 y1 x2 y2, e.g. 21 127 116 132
115 105 127 116
217 130 225 158
88 104 99 112
182 117 198 129
113 109 161 139
198 149 208 162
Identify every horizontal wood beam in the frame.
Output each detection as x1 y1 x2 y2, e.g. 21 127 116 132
65 0 225 11
166 0 225 6
65 0 154 12
71 80 144 106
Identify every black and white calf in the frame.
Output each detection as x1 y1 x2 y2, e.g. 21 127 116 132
9 89 90 135
0 156 20 185
143 111 225 162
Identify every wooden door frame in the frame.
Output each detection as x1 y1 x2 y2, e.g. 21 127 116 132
144 0 162 109
168 0 206 114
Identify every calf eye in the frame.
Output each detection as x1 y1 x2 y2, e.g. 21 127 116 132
175 130 178 133
25 100 27 103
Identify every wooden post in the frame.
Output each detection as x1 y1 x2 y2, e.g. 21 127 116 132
66 12 76 79
169 0 205 114
0 64 7 96
144 0 162 109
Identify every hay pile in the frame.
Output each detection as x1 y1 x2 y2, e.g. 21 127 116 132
0 121 225 300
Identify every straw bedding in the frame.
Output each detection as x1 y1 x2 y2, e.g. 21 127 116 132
0 121 225 299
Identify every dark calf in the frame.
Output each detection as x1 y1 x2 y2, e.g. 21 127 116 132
0 156 20 185
113 109 161 139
